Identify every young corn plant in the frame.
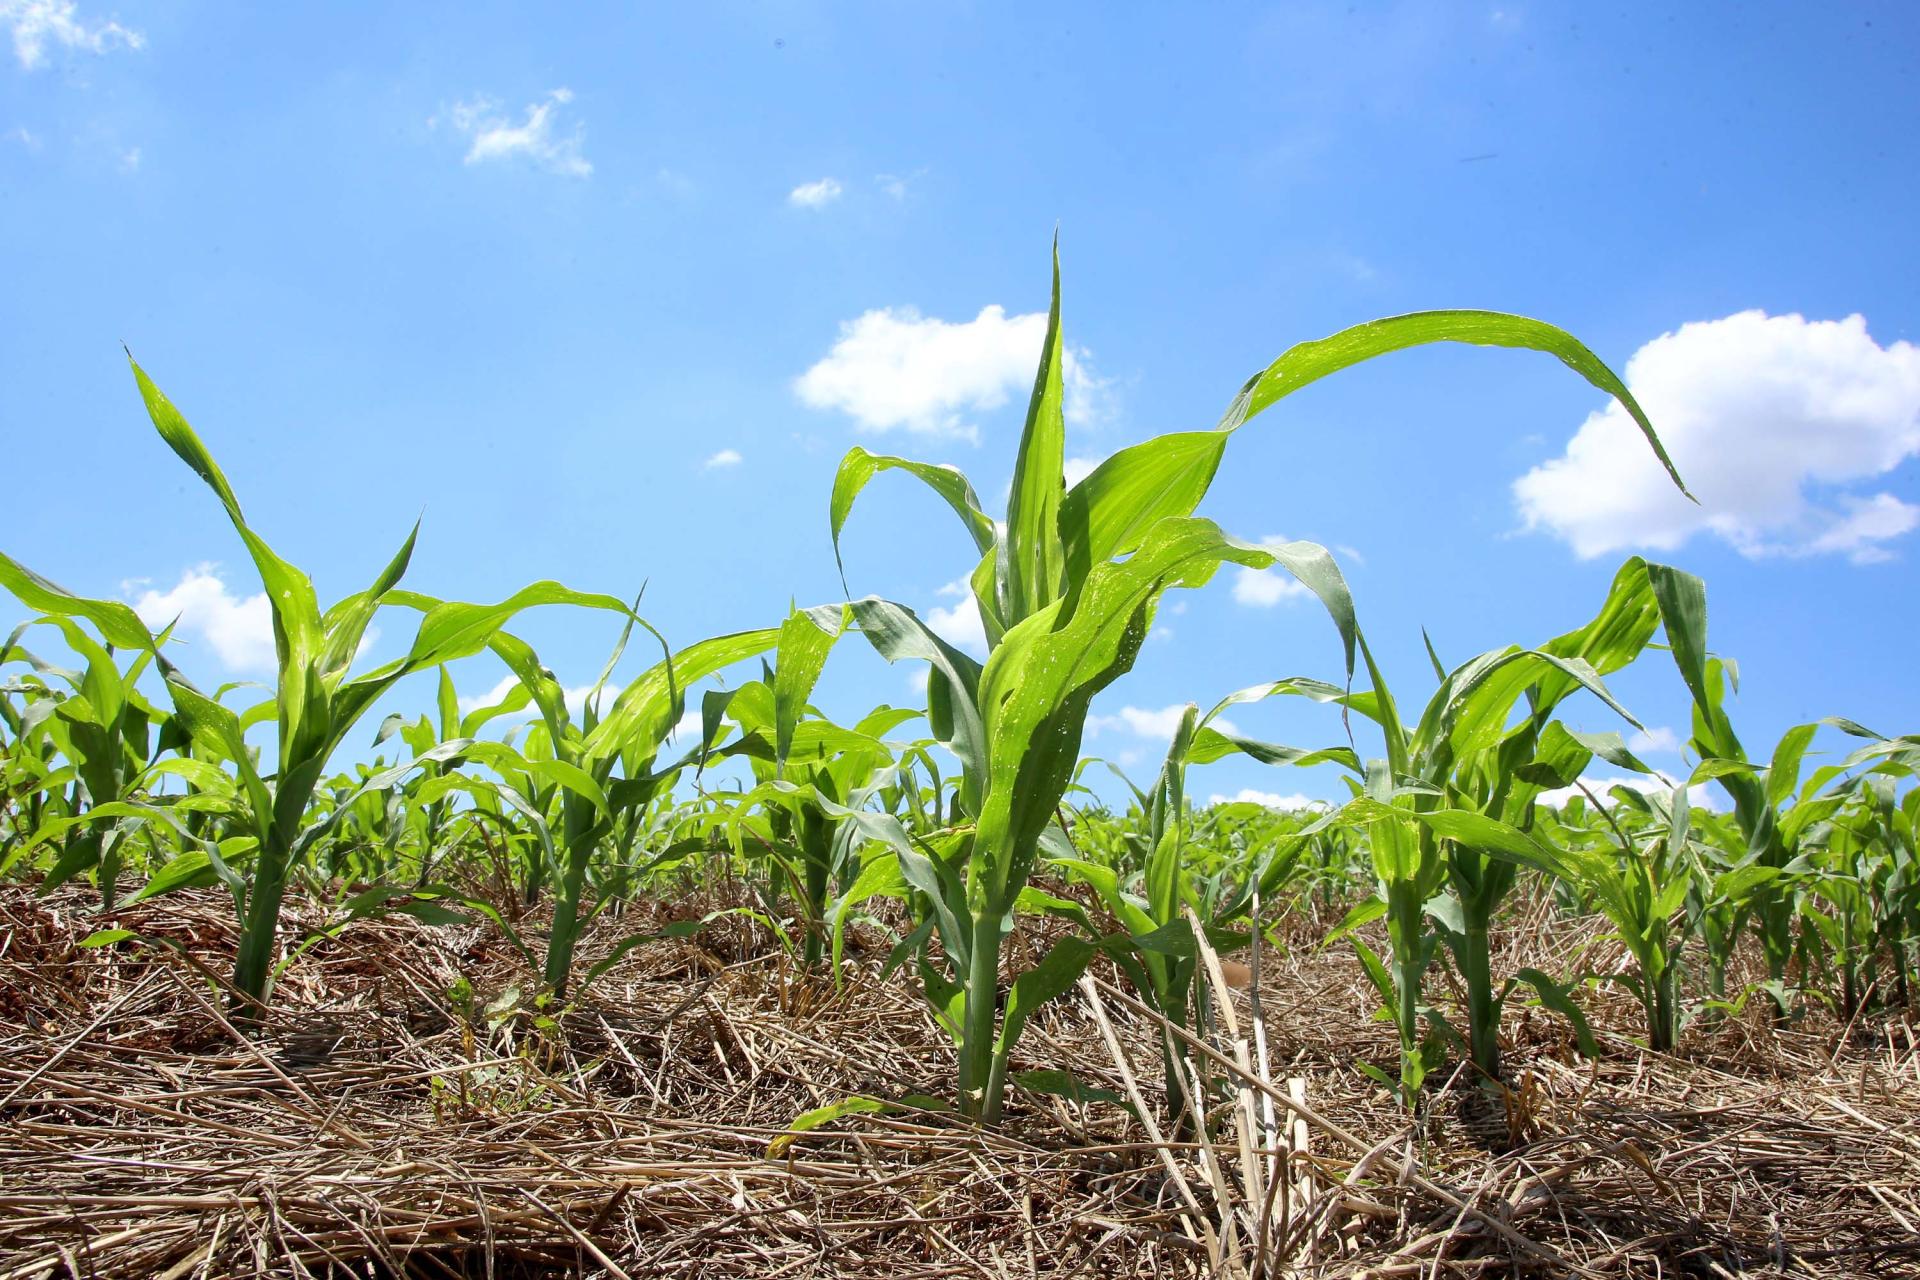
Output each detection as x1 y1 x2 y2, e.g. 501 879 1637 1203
1798 745 1919 1018
1568 779 1779 1051
461 615 779 996
1677 656 1890 1019
829 242 1688 1123
6 360 658 1018
0 616 181 906
1263 559 1704 1097
708 606 911 973
1052 694 1349 1124
1852 765 1920 1010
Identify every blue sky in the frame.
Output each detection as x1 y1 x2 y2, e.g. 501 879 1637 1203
5 2 1918 807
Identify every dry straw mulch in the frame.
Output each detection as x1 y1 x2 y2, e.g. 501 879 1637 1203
1 885 1917 1278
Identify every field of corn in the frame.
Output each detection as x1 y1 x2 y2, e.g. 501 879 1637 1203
3 261 1918 1278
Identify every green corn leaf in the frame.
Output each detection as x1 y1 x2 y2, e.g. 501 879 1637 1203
1000 239 1069 627
774 604 848 774
829 449 997 579
1217 310 1689 498
994 935 1096 1054
1513 968 1599 1057
768 1096 896 1158
0 554 155 652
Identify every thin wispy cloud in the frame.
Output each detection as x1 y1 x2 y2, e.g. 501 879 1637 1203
437 89 591 178
875 168 927 201
1087 704 1239 741
704 448 743 469
3 0 142 70
1627 726 1682 755
788 177 843 208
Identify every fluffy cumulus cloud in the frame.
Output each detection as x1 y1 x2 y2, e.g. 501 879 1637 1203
3 0 142 69
704 448 742 469
788 177 843 208
925 577 986 655
130 565 275 674
1515 312 1920 564
794 305 1110 440
1232 535 1314 607
1208 788 1325 812
438 89 590 178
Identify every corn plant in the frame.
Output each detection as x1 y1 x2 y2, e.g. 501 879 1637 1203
1676 652 1896 1018
1053 695 1349 1122
0 360 669 1017
0 616 183 905
829 242 1691 1122
464 612 780 995
1252 559 1700 1096
705 606 917 973
1799 747 1919 1018
1570 779 1777 1050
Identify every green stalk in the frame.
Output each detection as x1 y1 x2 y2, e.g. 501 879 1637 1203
799 806 831 974
232 835 293 1018
1459 902 1500 1082
1647 924 1678 1053
1386 887 1427 1098
958 909 1005 1121
542 795 598 997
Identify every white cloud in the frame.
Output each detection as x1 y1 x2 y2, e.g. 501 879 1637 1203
1087 705 1239 741
1208 788 1326 812
1064 455 1100 487
926 577 986 655
439 89 590 178
3 0 142 70
6 125 39 149
117 145 138 172
131 565 274 674
704 448 742 469
1626 726 1681 755
1804 493 1920 564
1515 312 1920 564
1535 772 1717 811
1232 535 1313 607
794 304 1109 440
788 177 843 208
